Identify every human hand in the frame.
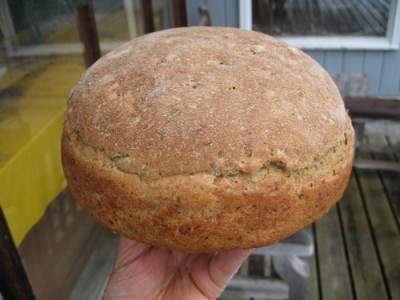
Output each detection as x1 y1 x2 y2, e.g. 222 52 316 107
103 237 253 300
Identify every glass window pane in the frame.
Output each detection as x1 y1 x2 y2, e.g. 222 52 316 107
7 0 78 45
1 0 177 95
94 0 131 42
252 0 391 37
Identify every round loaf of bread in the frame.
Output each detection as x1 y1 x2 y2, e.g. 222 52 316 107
62 27 354 253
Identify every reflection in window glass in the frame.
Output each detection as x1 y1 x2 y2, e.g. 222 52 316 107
252 0 391 37
7 0 77 45
6 0 133 45
5 0 174 46
1 0 175 93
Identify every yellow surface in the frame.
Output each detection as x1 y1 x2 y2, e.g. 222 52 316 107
0 56 53 91
0 60 84 246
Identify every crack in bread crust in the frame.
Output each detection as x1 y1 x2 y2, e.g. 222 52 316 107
61 119 354 252
67 117 353 186
66 117 353 197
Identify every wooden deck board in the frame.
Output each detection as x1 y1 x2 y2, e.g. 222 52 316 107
378 135 400 228
314 205 354 300
303 226 320 300
356 144 400 300
338 174 388 299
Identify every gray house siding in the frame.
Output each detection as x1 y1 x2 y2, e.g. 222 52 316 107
306 49 400 96
186 0 400 96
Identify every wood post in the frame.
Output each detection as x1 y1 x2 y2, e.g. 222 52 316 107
173 0 187 27
76 0 101 68
141 0 155 34
0 207 35 300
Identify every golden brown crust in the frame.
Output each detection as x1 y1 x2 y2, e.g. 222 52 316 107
62 27 355 253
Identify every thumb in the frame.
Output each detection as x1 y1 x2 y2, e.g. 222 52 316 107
191 248 254 299
209 248 254 289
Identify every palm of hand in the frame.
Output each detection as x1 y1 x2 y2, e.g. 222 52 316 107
103 237 253 300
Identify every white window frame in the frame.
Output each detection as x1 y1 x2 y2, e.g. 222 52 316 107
239 0 400 50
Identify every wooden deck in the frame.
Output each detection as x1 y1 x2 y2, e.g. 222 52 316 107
68 135 400 300
306 135 400 300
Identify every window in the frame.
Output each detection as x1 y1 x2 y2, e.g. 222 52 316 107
0 0 175 90
239 0 400 50
1 0 175 57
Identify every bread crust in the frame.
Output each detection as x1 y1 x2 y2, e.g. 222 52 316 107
62 27 354 253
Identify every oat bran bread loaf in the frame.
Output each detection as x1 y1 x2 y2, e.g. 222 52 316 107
61 27 354 253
